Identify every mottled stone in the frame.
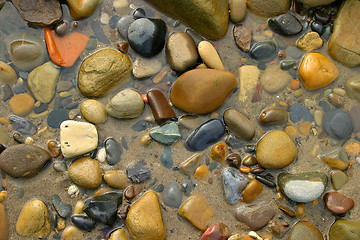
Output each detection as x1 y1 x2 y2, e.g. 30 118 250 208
325 192 354 215
233 24 252 52
201 223 231 240
297 32 324 52
106 89 144 119
68 157 102 189
222 167 249 204
268 14 303 36
132 58 162 78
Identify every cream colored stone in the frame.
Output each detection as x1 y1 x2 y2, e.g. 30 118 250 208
238 65 260 102
106 89 145 119
62 226 85 240
198 41 225 70
0 61 17 84
230 0 246 23
60 120 98 158
132 58 162 79
109 228 129 240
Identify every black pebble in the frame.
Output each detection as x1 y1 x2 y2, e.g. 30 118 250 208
126 160 151 183
47 109 69 129
311 20 324 35
52 194 72 218
133 8 146 19
249 40 277 61
105 138 123 166
9 115 37 135
268 14 303 36
255 175 276 188
33 103 48 114
71 215 97 232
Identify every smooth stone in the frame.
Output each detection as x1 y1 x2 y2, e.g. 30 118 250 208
238 65 260 102
0 144 51 178
90 20 109 44
234 200 276 230
185 119 225 151
78 48 132 98
170 69 237 114
260 64 292 93
290 103 314 123
132 58 162 79
145 0 228 40
68 157 102 189
223 109 255 140
55 20 69 36
277 172 327 202
149 121 181 145
329 219 360 240
179 153 202 175
62 225 85 240
249 40 277 60
247 0 290 17
52 194 72 218
126 161 151 183
0 203 9 240
104 170 128 189
288 221 324 240
80 99 107 124
201 223 231 240
147 89 176 125
60 120 98 158
299 52 339 91
12 0 62 26
162 181 183 208
84 192 122 226
117 16 134 40
16 200 50 238
67 0 100 19
349 105 360 132
268 14 303 36
126 191 165 240
105 138 123 166
0 61 17 84
331 170 348 190
328 93 344 108
242 180 263 202
259 107 288 126
161 145 173 169
128 18 166 57
230 0 246 23
179 194 214 231
233 24 252 52
222 167 249 204
256 130 297 169
5 31 46 71
71 215 97 232
322 109 353 139
328 0 360 67
109 228 129 240
299 0 335 7
345 74 360 101
166 32 198 72
106 89 144 119
28 62 59 103
9 94 35 116
9 115 37 135
325 192 354 215
198 41 225 70
321 147 349 170
47 109 70 128
226 153 242 168
311 20 324 35
296 32 323 52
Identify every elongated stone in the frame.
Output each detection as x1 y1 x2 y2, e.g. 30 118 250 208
222 167 249 204
147 89 176 125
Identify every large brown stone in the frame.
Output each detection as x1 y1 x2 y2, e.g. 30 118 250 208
145 0 229 40
247 0 291 17
328 0 360 67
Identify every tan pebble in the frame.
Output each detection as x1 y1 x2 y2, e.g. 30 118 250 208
0 61 17 84
299 121 311 136
293 88 305 97
284 126 298 136
264 30 273 38
80 99 107 124
279 101 288 108
68 109 80 119
57 217 66 231
68 157 102 189
62 226 85 240
242 180 263 202
0 203 9 240
73 200 84 215
196 63 208 69
109 228 129 240
344 142 360 155
194 165 209 180
104 170 128 189
296 31 324 52
0 190 9 202
140 133 152 146
94 187 112 197
210 142 228 163
249 231 263 240
9 94 35 116
296 203 306 218
333 87 346 96
314 110 324 127
290 80 301 90
230 0 246 23
198 41 225 70
0 118 9 125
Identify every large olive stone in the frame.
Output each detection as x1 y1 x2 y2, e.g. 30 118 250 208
247 0 291 17
145 0 229 40
78 48 132 98
288 221 324 240
329 219 360 240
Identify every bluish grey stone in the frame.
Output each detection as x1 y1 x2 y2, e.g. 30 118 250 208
323 109 353 139
52 194 72 218
126 160 151 183
105 138 123 166
91 20 110 44
268 14 303 36
149 121 181 145
290 103 314 123
162 181 182 208
9 115 37 135
117 16 134 40
222 167 249 204
249 40 277 60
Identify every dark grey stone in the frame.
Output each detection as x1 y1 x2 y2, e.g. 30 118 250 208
323 109 353 139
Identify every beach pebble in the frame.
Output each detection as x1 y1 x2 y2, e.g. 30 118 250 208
104 170 128 189
106 89 145 119
198 41 225 70
250 40 277 60
268 14 303 36
0 203 9 240
247 0 290 17
201 223 231 240
329 219 360 240
147 89 176 125
222 167 249 204
80 99 107 124
67 0 100 19
223 109 255 140
162 181 183 208
71 215 97 232
259 107 288 126
0 61 17 84
132 58 162 79
179 153 202 175
105 138 123 165
322 109 353 139
68 157 102 189
230 0 246 23
9 94 35 116
238 65 260 102
288 221 323 240
242 180 263 202
331 170 348 190
150 121 181 145
109 228 129 240
260 64 292 93
296 31 323 52
62 225 85 240
233 24 252 52
325 192 354 215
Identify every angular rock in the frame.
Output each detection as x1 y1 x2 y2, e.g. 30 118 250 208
52 194 72 218
68 157 102 189
329 219 360 240
222 167 249 204
288 221 323 240
178 153 202 175
149 121 181 145
71 215 97 232
106 89 145 119
233 24 252 52
9 115 37 135
126 161 151 183
268 14 303 36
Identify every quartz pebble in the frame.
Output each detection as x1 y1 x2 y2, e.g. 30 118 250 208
68 157 102 189
198 41 225 70
325 192 354 215
106 89 145 119
223 109 255 140
132 58 162 79
222 167 249 204
80 99 107 124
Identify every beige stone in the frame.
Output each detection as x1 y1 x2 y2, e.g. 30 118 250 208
238 65 260 102
230 0 246 23
198 41 225 70
80 99 107 124
73 200 84 215
0 203 9 240
297 32 324 52
9 93 35 116
247 0 291 17
68 157 102 189
132 58 162 79
0 61 17 84
106 89 145 119
179 153 202 175
260 64 292 94
109 228 129 240
104 170 129 188
62 225 85 240
299 0 336 7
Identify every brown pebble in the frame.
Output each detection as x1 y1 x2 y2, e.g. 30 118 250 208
73 200 84 215
117 42 129 53
284 125 298 136
251 167 265 174
94 188 112 197
124 185 143 199
278 50 287 59
226 153 242 168
0 203 9 240
325 191 354 215
240 166 251 174
210 142 228 163
242 180 263 202
242 154 258 166
328 93 344 108
104 170 128 189
299 121 311 136
9 94 35 116
48 141 60 157
290 80 301 90
147 89 176 125
0 190 9 202
278 204 296 217
296 203 306 218
117 203 130 219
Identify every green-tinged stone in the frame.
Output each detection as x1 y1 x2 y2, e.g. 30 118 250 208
345 74 360 101
280 59 296 70
149 121 181 145
329 219 360 240
179 153 202 175
288 221 323 240
330 170 348 190
0 0 5 10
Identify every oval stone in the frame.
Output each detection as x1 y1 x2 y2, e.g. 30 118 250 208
9 93 35 116
223 109 255 140
201 223 231 240
80 99 107 124
249 40 277 60
242 180 263 203
68 157 102 189
162 181 183 208
288 221 323 240
0 61 17 84
230 0 246 23
329 219 360 240
259 107 288 126
198 40 225 70
325 192 354 215
104 170 128 189
259 64 292 93
106 89 145 119
170 69 237 114
322 109 353 139
247 0 290 17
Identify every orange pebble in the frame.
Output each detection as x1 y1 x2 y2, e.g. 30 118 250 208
242 234 253 240
194 165 209 180
0 118 9 125
240 166 251 174
290 79 301 90
142 94 148 103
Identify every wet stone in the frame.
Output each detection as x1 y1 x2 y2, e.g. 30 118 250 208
106 89 144 119
259 107 288 126
268 14 303 36
242 179 263 202
325 191 354 215
153 184 164 192
66 0 100 20
288 221 323 240
226 153 241 168
9 115 37 135
91 21 109 44
181 179 194 196
161 145 173 169
233 24 252 52
33 102 48 114
71 215 97 232
323 109 353 139
179 153 202 175
223 109 255 140
124 185 143 199
280 59 296 70
131 120 151 132
47 109 70 129
247 0 290 17
52 194 72 218
80 99 107 124
290 103 314 123
104 170 128 189
345 74 360 102
117 16 134 40
132 58 161 79
321 147 349 170
147 89 176 125
62 225 85 240
222 167 249 204
331 170 348 190
255 175 276 188
249 40 277 60
185 119 225 151
260 64 292 94
0 61 17 84
311 20 324 35
126 161 151 183
201 223 231 240
53 162 67 172
149 121 181 145
162 181 182 208
68 157 102 189
329 219 360 240
105 138 123 166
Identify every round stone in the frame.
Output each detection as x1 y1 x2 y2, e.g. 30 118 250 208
325 192 354 215
68 157 102 189
230 0 246 23
162 181 183 208
132 58 162 79
249 40 277 60
323 109 353 140
80 99 107 124
106 89 145 119
288 221 323 240
62 225 85 240
256 130 297 169
330 170 348 190
104 170 128 189
9 94 35 116
258 107 288 126
47 109 70 129
242 180 263 202
260 64 292 93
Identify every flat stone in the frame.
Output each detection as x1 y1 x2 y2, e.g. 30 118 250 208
162 181 183 208
47 109 70 129
132 58 161 79
297 32 323 52
106 89 145 119
0 203 9 240
260 64 292 93
105 138 123 166
259 107 288 126
52 194 72 218
178 153 202 175
247 0 290 17
268 14 303 36
290 103 314 123
68 157 102 189
222 167 249 204
60 120 98 158
288 221 323 240
223 109 255 140
9 94 35 116
80 99 107 124
104 170 128 188
233 24 252 52
331 170 348 190
149 121 181 145
323 109 353 139
126 161 151 183
9 115 37 135
329 219 360 240
249 40 277 61
126 191 166 240
325 192 354 215
242 180 263 202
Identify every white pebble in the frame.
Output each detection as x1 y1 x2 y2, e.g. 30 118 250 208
67 185 79 198
100 13 110 25
248 231 263 240
96 148 107 163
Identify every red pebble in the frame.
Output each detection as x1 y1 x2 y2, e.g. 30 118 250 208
201 223 231 240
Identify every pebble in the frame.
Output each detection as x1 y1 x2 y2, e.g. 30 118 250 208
47 109 69 128
126 191 166 240
226 153 242 168
259 107 288 126
132 58 162 79
299 52 339 91
74 200 84 215
62 225 85 240
161 145 173 169
194 165 209 180
322 109 353 139
222 167 249 204
105 138 123 166
68 157 102 189
325 191 354 215
249 40 277 60
16 200 50 238
124 185 143 199
328 93 344 108
71 215 97 232
162 181 183 208
109 228 129 240
198 41 225 70
28 62 59 103
78 48 132 98
345 74 360 101
311 20 324 35
210 142 228 163
117 16 134 40
230 0 246 23
165 32 198 72
185 119 225 151
67 0 100 19
179 193 214 231
280 59 296 70
106 89 145 119
242 154 258 166
233 24 252 52
296 32 323 52
170 69 237 114
234 200 276 230
268 14 303 36
256 130 297 169
329 219 360 240
9 94 35 116
150 121 181 145
260 64 292 93
128 18 166 57
0 144 51 178
60 120 98 158
80 99 107 124
288 221 323 240
84 192 123 226
277 172 327 202
247 0 290 17
126 161 151 183
223 109 255 140
147 89 176 125
0 203 9 240
242 180 263 202
9 115 37 135
331 170 348 190
52 194 72 218
179 153 202 175
238 65 260 102
321 147 349 170
0 61 17 84
117 41 129 53
104 170 128 189
201 223 231 240
255 175 276 188
290 103 314 123
55 20 69 36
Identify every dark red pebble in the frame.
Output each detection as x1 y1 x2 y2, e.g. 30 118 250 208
147 89 176 125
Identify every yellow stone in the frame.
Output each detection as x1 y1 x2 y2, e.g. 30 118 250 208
285 126 298 136
194 165 209 180
296 32 323 52
299 121 311 136
238 65 260 102
242 180 263 202
179 194 214 231
73 200 84 215
109 228 129 240
62 226 85 240
0 203 9 240
0 191 8 202
198 41 225 70
210 142 228 163
299 52 339 91
344 142 360 155
126 190 165 240
67 0 100 19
